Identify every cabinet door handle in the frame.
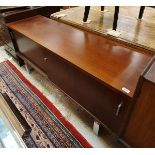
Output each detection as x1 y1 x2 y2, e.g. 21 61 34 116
115 101 123 116
44 58 48 62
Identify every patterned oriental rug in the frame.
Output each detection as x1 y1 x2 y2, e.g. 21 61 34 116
0 60 92 148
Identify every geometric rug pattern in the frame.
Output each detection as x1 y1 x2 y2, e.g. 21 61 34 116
0 60 92 148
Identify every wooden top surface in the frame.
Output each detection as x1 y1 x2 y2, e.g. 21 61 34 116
7 15 153 98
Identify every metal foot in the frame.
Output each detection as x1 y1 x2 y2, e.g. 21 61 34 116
25 62 32 74
82 19 92 24
107 29 121 37
93 120 100 136
50 13 66 19
136 17 143 21
101 9 109 13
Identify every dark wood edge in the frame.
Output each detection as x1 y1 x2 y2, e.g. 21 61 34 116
1 93 31 138
0 6 29 13
7 28 24 66
4 7 60 23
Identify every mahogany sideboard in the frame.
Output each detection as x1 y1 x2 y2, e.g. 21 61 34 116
7 15 154 146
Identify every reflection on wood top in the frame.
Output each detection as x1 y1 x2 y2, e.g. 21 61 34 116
7 15 153 98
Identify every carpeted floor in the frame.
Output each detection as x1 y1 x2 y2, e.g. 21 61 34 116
0 60 92 148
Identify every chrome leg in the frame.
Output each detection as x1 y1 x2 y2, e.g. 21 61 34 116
25 62 32 74
93 120 100 136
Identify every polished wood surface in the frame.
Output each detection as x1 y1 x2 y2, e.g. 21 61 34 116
123 58 155 147
51 6 155 52
12 31 131 134
7 15 153 98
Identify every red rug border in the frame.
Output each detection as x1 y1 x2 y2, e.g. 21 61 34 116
4 60 92 148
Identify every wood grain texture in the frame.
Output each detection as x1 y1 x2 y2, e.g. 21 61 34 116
123 82 155 147
123 60 155 147
51 6 155 53
7 15 153 98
